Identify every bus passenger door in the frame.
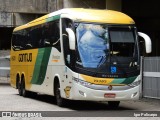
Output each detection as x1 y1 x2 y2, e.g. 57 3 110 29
61 18 76 98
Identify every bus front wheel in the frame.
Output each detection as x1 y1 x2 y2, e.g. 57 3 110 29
55 82 65 107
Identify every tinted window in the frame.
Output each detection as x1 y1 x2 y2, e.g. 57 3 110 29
110 31 134 43
12 20 61 52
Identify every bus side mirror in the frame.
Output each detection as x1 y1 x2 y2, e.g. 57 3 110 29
138 32 152 53
66 28 76 50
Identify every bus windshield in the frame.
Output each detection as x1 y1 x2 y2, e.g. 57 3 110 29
76 23 109 68
75 23 139 76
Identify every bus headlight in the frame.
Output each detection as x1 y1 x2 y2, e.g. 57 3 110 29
128 80 141 87
72 77 92 87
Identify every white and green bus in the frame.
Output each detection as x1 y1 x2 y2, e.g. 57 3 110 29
10 8 151 108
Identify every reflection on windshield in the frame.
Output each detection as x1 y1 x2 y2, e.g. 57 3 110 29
76 23 109 68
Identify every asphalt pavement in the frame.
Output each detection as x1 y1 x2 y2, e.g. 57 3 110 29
0 77 160 120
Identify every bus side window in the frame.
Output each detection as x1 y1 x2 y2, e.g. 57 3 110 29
22 30 28 50
31 26 42 48
12 33 18 50
27 28 34 49
12 20 61 51
46 20 61 52
27 26 41 49
39 25 45 48
12 31 26 50
41 23 51 47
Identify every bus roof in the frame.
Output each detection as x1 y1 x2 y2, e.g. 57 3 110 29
14 8 135 31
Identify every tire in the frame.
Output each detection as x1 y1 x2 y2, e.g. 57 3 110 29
21 77 30 97
18 80 22 96
55 82 65 107
108 101 120 109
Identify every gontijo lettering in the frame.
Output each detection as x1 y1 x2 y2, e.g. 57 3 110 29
18 53 32 62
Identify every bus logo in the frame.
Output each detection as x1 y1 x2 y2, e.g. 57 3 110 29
111 66 117 74
11 56 16 61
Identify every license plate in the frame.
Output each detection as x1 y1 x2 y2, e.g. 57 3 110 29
104 93 116 98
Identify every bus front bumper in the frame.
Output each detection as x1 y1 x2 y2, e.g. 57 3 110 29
71 82 140 101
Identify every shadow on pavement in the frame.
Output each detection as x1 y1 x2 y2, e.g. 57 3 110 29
16 94 136 111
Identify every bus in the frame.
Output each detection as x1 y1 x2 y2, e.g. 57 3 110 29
10 8 151 108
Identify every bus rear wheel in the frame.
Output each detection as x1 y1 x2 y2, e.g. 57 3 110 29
55 82 65 107
21 77 32 97
18 81 22 96
108 101 120 109
21 78 27 97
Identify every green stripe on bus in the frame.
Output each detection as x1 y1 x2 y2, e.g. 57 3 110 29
121 76 137 84
110 76 137 84
110 78 126 84
46 15 60 22
31 47 52 85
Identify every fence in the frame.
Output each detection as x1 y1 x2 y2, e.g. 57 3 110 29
0 57 10 84
143 57 160 99
0 58 10 76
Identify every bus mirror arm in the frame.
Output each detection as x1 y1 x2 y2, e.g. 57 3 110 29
138 32 152 53
66 28 76 50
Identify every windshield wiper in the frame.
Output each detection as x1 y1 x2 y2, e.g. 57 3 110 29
97 55 106 68
92 55 106 77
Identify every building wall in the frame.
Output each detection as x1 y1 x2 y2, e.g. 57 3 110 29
0 0 107 27
0 12 12 26
0 0 53 27
106 0 122 11
0 59 10 77
0 0 48 13
63 0 106 9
